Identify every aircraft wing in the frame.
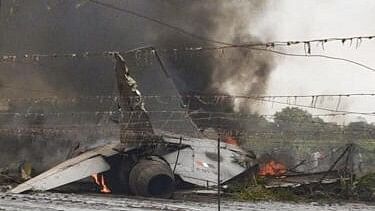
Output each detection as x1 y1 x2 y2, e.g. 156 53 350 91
9 143 120 194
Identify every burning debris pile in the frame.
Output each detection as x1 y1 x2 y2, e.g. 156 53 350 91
233 172 375 202
229 143 375 202
259 160 287 177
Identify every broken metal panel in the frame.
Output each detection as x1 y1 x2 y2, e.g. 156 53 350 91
9 143 120 194
165 148 194 173
114 53 154 145
262 171 347 189
115 53 201 139
9 156 110 194
163 136 248 187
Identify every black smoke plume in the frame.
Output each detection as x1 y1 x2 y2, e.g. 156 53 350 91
0 0 274 171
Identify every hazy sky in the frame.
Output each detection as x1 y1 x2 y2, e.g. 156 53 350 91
250 0 375 124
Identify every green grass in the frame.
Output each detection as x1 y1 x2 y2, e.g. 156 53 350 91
229 173 375 203
354 173 375 201
228 178 299 202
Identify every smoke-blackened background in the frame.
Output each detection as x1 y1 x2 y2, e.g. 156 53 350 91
0 0 274 172
0 0 274 107
155 1 274 113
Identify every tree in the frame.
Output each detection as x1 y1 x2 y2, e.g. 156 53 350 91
344 121 375 140
273 107 332 139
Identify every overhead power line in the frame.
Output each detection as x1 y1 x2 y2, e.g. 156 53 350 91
3 1 375 71
1 47 375 73
0 108 370 121
87 0 231 46
2 92 375 102
86 0 375 72
209 93 375 99
87 0 375 50
248 47 375 72
251 97 375 116
260 35 375 49
0 93 375 117
1 92 375 100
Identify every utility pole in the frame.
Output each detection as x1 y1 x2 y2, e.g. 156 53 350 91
217 136 221 211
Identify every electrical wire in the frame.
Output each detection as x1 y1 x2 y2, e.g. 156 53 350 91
87 0 231 46
247 47 375 72
2 47 375 74
2 91 375 101
87 0 375 51
1 93 375 117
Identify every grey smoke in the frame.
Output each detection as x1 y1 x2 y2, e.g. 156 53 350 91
1 1 274 109
0 0 274 171
153 1 275 113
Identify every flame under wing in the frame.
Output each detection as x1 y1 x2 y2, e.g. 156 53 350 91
9 143 119 194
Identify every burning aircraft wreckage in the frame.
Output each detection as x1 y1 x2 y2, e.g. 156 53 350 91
0 50 371 202
5 53 257 198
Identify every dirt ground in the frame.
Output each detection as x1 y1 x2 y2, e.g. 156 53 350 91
0 192 374 211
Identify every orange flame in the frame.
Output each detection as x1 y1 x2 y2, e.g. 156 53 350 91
225 136 239 146
91 173 111 193
259 160 287 176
